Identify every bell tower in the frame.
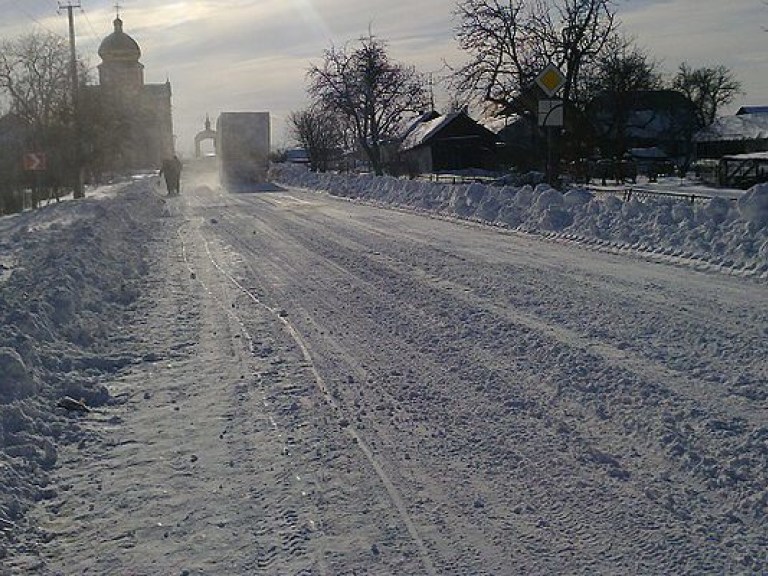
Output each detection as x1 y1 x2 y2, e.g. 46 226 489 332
97 13 144 94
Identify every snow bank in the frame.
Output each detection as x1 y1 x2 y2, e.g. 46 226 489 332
737 183 768 228
0 182 166 553
272 165 768 275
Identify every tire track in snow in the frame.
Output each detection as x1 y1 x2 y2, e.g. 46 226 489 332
364 248 763 424
184 224 439 576
231 194 761 423
176 219 329 574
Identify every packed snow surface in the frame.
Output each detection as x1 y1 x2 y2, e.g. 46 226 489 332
0 165 766 574
273 165 768 276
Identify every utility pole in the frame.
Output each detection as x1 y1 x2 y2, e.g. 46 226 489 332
428 73 435 112
59 1 84 198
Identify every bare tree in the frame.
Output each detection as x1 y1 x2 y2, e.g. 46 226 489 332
582 35 662 100
582 34 664 155
672 63 742 127
453 0 617 113
307 34 429 175
0 31 89 200
288 105 344 172
0 32 74 138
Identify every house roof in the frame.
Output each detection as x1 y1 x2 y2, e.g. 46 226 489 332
588 89 695 113
479 114 521 135
285 148 310 163
693 113 768 143
399 110 441 141
400 111 498 152
629 147 668 159
400 112 457 151
721 151 768 160
736 106 768 115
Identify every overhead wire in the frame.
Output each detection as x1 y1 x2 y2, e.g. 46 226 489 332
77 6 105 57
7 0 57 34
79 5 102 44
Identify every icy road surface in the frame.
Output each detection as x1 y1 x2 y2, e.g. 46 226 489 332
21 177 768 575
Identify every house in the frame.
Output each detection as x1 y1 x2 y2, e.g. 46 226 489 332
398 111 500 174
584 90 699 163
693 112 768 159
482 113 543 172
628 147 676 179
284 148 310 165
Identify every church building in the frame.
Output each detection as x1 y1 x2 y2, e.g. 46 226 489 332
83 15 174 176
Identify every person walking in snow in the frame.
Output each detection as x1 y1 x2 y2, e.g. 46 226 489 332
160 155 182 196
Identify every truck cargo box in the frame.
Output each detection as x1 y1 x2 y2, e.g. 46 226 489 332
216 112 270 190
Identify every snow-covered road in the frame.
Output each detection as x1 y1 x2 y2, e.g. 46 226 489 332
5 170 767 575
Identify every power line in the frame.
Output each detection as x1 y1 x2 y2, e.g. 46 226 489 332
8 0 57 33
78 6 104 51
80 7 100 39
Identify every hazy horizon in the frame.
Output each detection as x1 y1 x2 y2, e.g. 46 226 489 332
0 0 764 156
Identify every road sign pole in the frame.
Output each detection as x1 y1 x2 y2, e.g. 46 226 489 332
535 65 566 187
538 99 564 186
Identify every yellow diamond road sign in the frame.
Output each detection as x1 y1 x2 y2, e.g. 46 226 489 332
535 63 566 97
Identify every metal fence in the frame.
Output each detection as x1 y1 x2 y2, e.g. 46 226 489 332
588 186 739 205
420 172 740 205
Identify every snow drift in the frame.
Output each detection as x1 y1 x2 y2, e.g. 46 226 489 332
272 165 768 277
0 183 166 557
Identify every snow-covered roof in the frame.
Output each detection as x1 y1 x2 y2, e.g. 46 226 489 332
693 114 768 143
400 111 441 141
284 148 309 163
721 151 768 161
479 115 520 135
737 106 768 115
400 112 458 151
629 147 668 159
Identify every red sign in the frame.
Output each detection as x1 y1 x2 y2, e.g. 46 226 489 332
23 152 47 171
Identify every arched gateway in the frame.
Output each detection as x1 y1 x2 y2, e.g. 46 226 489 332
194 115 217 158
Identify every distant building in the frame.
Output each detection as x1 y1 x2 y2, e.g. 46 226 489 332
284 148 310 165
481 113 543 172
398 111 499 174
82 16 174 176
717 152 768 188
584 90 699 162
693 113 768 159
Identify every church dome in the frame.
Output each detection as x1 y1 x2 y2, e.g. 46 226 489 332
98 18 141 62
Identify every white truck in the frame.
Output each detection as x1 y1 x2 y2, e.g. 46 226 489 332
216 112 270 191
